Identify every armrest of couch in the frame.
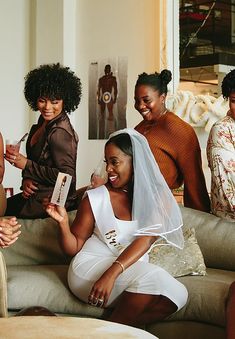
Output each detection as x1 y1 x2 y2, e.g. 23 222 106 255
0 252 7 317
180 206 235 271
226 281 235 339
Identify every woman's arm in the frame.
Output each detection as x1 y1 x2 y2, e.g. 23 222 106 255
178 128 210 212
23 128 77 185
112 236 157 272
46 196 94 256
89 235 157 306
0 133 5 183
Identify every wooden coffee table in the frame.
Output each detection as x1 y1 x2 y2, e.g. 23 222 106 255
0 316 158 338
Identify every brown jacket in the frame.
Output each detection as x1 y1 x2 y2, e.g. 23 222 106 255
9 112 78 218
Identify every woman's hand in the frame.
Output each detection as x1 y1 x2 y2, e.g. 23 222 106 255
0 217 21 248
22 179 38 199
13 153 27 169
5 147 18 166
88 236 158 307
5 150 27 170
88 271 116 308
90 174 106 188
46 203 68 225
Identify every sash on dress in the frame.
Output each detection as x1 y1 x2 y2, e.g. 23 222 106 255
87 186 125 256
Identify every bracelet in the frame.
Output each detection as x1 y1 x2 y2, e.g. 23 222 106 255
113 260 125 272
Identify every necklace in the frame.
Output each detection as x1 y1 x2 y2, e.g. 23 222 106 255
108 184 129 193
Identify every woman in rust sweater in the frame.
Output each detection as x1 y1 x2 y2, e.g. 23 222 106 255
134 70 210 212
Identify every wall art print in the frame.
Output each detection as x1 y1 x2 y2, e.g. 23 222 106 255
89 57 127 139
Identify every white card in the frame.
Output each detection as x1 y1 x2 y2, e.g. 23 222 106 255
51 172 72 207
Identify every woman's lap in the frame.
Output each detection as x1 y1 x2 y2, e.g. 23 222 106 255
68 254 188 309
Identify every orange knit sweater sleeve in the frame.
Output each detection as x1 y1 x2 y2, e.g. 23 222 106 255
135 112 211 212
172 121 210 212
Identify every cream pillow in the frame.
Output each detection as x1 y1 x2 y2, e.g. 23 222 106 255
148 228 206 278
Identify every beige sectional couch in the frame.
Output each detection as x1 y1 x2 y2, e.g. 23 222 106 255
1 206 235 339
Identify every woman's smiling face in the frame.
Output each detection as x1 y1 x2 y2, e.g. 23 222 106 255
134 84 166 121
228 92 235 120
37 97 63 121
105 143 133 190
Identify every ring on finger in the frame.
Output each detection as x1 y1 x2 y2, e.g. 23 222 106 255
97 298 104 307
91 298 98 306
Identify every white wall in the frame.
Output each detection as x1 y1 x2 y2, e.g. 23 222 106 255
29 0 163 187
75 0 163 186
0 0 30 193
0 0 181 192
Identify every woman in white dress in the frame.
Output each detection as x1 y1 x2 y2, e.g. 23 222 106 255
46 128 188 326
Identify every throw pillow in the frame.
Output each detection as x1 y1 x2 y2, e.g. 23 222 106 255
148 227 206 278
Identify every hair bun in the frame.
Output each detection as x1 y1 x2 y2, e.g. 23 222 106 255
138 72 148 79
160 69 172 85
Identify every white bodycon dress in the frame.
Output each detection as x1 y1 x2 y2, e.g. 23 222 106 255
68 186 188 309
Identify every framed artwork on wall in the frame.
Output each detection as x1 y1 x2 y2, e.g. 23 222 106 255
88 57 127 139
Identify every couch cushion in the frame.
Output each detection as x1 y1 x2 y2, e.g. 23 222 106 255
2 206 234 271
173 268 235 327
0 211 77 266
149 227 206 277
180 206 235 271
7 265 104 318
6 265 235 326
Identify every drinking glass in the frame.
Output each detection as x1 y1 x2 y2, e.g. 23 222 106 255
5 139 20 155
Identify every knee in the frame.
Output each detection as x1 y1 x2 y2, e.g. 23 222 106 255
160 296 178 317
177 284 188 311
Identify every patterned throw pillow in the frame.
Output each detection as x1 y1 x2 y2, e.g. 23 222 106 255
148 228 206 278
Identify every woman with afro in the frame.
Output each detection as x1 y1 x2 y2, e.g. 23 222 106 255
5 63 82 218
